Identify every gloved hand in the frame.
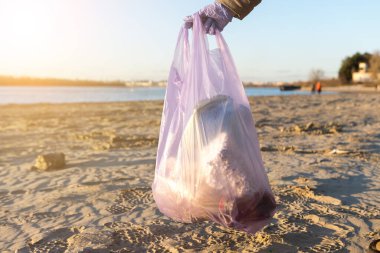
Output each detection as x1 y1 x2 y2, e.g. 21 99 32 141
184 2 234 35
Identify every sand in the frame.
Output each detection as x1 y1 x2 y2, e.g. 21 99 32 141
0 93 379 252
304 84 380 93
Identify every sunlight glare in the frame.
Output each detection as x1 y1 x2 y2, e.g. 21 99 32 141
0 1 56 53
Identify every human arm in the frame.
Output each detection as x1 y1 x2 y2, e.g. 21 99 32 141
218 0 262 20
184 0 262 35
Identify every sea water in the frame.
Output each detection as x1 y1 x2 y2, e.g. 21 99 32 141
0 86 331 105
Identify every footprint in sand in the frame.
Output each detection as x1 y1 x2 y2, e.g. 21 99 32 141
28 239 68 253
93 221 166 251
103 220 273 252
264 217 306 236
26 227 74 253
105 203 131 215
269 184 380 252
106 187 153 215
310 237 345 252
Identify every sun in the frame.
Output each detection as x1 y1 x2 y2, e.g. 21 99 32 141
1 1 55 51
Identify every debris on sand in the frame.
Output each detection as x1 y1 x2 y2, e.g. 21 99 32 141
280 122 343 135
31 153 66 171
109 135 158 149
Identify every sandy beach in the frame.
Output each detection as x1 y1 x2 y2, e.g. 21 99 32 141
309 84 380 93
0 93 379 252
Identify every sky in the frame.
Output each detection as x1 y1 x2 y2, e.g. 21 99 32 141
0 0 379 83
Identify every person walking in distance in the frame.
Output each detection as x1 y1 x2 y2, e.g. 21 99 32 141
316 81 322 94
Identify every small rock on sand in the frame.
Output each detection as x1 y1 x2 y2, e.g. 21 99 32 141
305 122 314 131
31 153 66 171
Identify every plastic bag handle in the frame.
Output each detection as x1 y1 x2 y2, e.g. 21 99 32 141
191 14 228 52
192 14 230 94
195 14 245 97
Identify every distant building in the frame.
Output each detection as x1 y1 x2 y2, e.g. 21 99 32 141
352 62 380 83
126 80 167 87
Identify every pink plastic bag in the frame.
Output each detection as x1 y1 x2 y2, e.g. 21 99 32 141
153 14 276 233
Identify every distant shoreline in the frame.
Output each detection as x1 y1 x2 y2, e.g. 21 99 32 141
0 75 292 88
0 75 168 88
1 75 378 91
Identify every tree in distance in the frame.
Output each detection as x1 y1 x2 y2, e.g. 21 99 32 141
338 52 372 83
309 69 325 83
369 51 380 84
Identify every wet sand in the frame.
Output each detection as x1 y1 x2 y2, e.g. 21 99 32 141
0 93 379 252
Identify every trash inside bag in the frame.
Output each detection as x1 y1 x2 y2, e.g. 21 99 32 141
153 14 276 234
